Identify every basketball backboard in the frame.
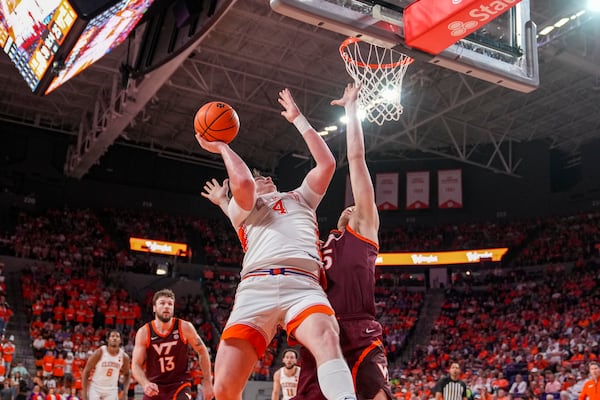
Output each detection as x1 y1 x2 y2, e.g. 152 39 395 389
270 0 539 92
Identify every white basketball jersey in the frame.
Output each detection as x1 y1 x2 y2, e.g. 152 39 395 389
279 366 301 400
90 346 124 390
236 184 323 275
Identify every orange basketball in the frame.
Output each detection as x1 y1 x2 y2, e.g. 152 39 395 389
194 101 240 144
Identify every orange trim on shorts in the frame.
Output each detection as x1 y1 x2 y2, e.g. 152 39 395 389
346 225 379 250
351 339 383 390
286 304 335 345
172 382 191 400
221 324 267 358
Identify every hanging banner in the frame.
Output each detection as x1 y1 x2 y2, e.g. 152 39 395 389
438 169 463 208
376 173 399 210
406 171 430 210
344 174 354 208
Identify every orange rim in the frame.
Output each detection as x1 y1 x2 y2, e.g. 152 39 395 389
339 37 413 69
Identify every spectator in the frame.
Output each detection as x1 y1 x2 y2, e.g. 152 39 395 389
545 372 562 396
10 363 28 380
2 337 15 374
0 381 12 400
578 362 600 400
509 374 527 398
28 385 44 400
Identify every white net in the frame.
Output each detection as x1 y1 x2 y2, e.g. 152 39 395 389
340 38 413 125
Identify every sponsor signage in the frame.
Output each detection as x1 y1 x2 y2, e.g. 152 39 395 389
375 247 508 266
129 237 188 256
404 0 523 54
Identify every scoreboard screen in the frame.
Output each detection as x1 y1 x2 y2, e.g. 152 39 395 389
0 0 77 91
0 0 153 94
46 0 152 94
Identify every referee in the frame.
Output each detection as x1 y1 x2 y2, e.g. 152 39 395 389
434 362 468 400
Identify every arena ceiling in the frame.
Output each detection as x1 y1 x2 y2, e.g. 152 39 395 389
0 0 599 178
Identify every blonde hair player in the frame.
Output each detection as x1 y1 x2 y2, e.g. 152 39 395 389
198 87 356 400
131 289 214 400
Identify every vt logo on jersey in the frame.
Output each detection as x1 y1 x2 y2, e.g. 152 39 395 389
152 340 178 355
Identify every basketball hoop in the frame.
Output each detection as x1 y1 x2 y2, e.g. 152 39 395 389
339 37 413 125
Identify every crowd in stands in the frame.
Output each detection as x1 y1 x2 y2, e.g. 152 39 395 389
379 219 532 252
375 280 424 363
1 206 600 400
0 262 26 399
510 212 600 267
102 208 243 268
391 259 600 400
22 261 142 397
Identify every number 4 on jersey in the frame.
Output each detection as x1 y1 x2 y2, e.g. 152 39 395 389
272 199 287 214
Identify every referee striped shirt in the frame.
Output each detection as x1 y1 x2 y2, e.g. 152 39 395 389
434 376 468 400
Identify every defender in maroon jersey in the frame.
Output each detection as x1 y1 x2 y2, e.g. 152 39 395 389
132 289 214 400
293 83 392 400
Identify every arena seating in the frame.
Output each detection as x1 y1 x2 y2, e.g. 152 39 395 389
3 206 600 400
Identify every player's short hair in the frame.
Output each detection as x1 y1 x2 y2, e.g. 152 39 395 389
153 288 175 305
282 348 299 359
107 329 121 340
590 361 600 368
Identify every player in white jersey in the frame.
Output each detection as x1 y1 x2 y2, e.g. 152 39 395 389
198 88 356 400
82 330 131 400
272 349 301 400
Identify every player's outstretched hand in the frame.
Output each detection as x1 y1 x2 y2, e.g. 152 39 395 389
143 382 159 397
331 82 360 107
195 133 228 154
278 88 301 123
201 178 229 206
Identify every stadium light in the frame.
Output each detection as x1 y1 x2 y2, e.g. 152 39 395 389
589 0 600 12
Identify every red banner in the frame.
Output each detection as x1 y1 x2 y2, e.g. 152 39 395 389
376 173 399 210
404 0 523 54
406 171 429 210
438 169 463 208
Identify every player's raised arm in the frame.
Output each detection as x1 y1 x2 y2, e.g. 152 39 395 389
195 135 256 220
331 83 379 242
278 88 336 198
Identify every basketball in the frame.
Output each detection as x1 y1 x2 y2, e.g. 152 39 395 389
194 101 240 144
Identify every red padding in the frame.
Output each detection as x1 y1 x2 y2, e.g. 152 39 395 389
404 0 523 55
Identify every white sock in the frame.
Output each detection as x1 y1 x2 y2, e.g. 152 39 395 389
316 358 357 400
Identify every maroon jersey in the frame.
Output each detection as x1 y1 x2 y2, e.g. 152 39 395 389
322 225 378 319
144 318 190 385
294 226 391 400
